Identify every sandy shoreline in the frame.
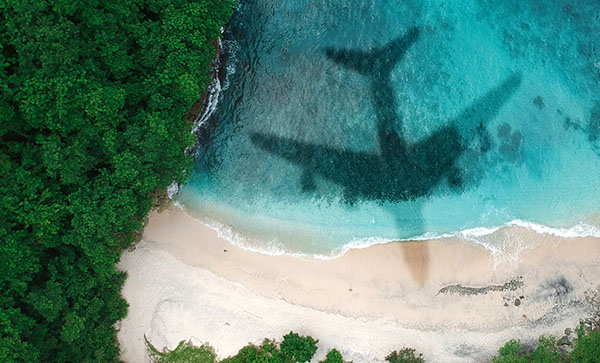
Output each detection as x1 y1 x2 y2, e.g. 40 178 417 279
117 208 600 362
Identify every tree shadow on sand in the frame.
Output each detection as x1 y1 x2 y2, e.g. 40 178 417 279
251 26 521 285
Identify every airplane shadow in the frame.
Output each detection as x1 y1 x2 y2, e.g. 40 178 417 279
251 26 521 285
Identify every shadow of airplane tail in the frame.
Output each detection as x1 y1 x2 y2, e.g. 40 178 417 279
324 27 420 77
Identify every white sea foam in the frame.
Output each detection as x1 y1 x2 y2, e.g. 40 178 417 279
190 21 243 135
506 219 600 238
459 226 502 237
172 200 185 210
192 38 223 134
174 200 600 261
206 220 291 257
167 183 179 199
221 39 240 92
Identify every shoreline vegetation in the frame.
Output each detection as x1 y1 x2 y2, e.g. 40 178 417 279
145 326 600 363
2 1 599 362
0 1 236 361
117 208 600 362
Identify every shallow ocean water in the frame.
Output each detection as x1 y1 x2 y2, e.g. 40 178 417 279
177 0 600 255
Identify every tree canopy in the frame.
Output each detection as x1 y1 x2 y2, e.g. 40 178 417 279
319 349 346 363
492 324 600 363
0 1 235 361
152 332 326 363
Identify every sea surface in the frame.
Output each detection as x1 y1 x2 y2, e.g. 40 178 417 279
177 0 600 256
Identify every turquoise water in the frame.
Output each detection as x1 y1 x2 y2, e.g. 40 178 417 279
178 0 600 255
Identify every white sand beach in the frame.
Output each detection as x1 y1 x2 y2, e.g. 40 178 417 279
117 208 600 362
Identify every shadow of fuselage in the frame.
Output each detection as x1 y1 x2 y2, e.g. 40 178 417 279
250 26 521 284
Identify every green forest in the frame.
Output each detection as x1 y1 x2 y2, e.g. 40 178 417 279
0 1 235 361
146 331 424 363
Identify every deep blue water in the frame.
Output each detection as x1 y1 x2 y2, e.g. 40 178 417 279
177 0 600 255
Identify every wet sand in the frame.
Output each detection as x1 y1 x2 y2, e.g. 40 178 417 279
117 208 600 362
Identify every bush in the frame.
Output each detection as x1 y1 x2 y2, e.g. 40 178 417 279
159 333 342 363
571 324 600 363
493 336 567 362
493 323 600 362
221 339 284 363
280 331 319 363
146 338 216 363
319 349 347 363
385 348 425 363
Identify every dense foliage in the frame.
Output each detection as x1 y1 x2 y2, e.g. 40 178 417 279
222 332 318 363
149 332 326 363
220 339 287 363
147 325 600 363
147 338 216 363
0 1 234 361
385 348 425 363
319 349 346 363
492 324 600 363
279 332 318 363
571 325 600 362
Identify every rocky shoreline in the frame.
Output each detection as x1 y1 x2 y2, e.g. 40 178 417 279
185 36 227 155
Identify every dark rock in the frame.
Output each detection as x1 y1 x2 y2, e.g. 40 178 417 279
453 344 480 357
510 130 523 145
504 302 509 307
565 328 572 336
559 344 574 354
437 278 524 296
514 298 521 306
496 124 524 164
537 276 574 303
558 335 570 346
533 96 545 110
497 123 512 139
224 249 228 252
519 295 524 299
563 117 582 131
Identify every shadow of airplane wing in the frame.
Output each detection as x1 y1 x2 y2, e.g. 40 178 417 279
452 73 522 141
324 47 374 76
325 27 420 76
250 132 381 194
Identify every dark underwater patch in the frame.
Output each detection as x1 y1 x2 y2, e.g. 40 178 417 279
563 117 582 131
496 123 524 164
533 96 545 110
588 101 600 144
